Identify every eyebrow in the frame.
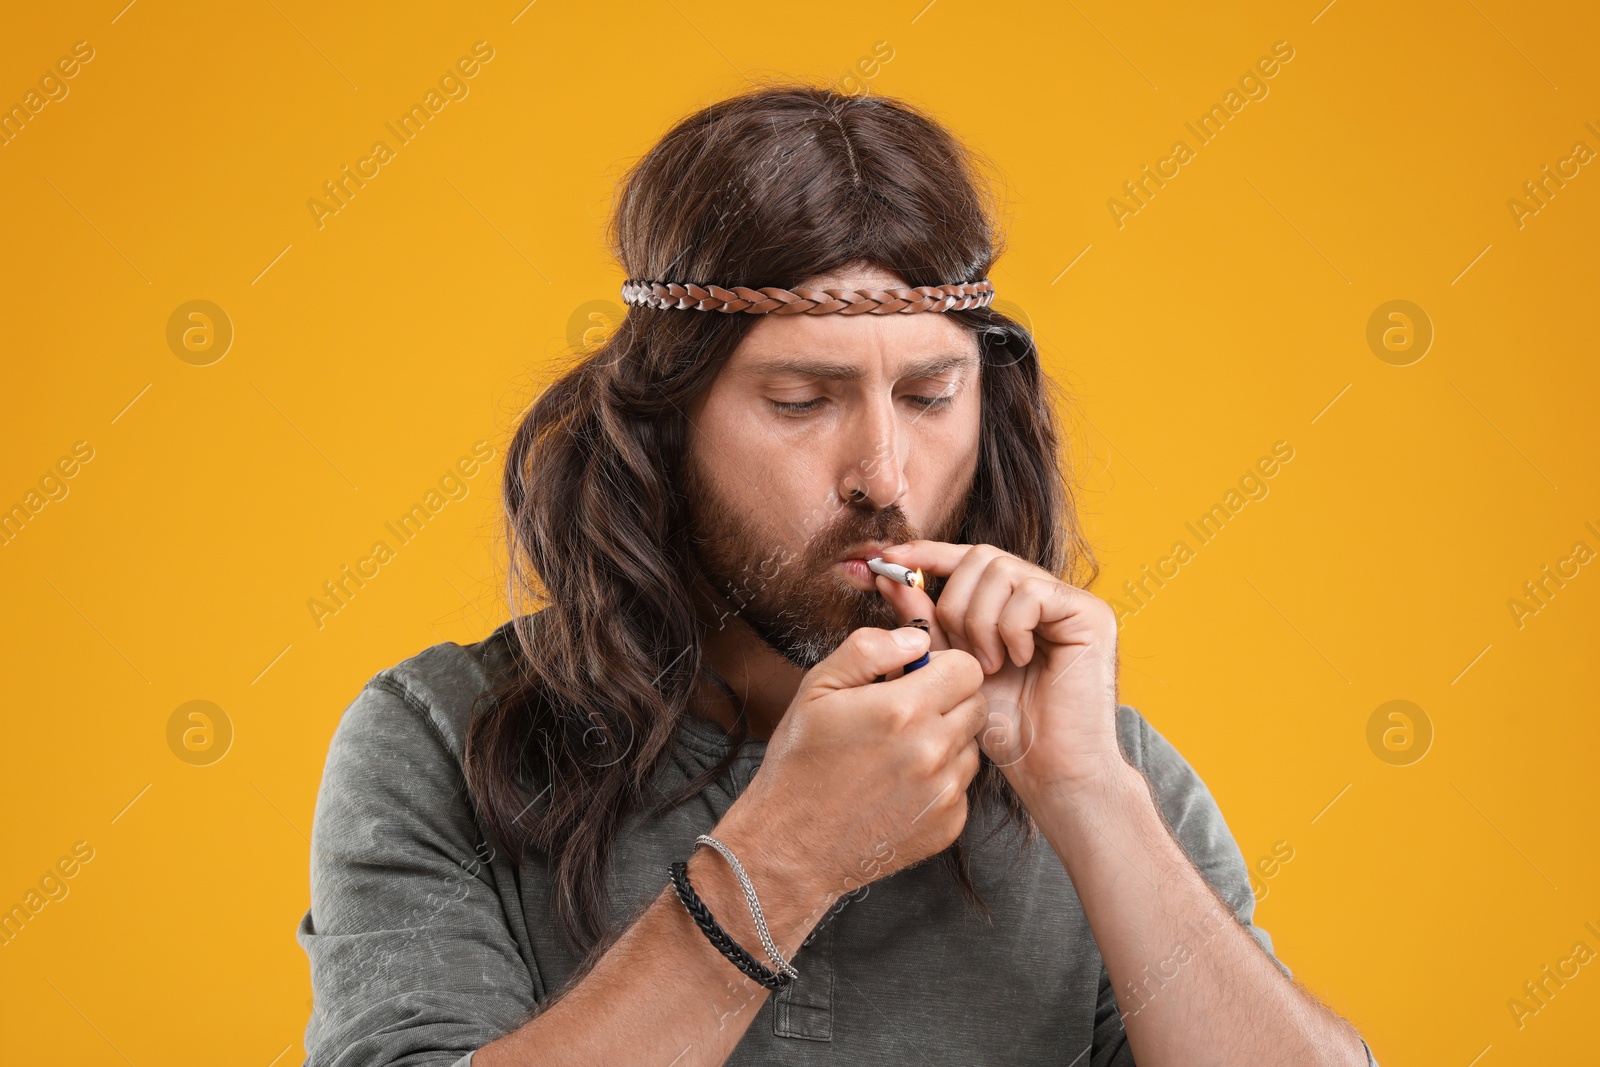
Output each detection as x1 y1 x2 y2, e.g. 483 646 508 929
742 351 977 382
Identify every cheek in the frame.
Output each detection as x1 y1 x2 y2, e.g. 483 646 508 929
912 397 981 488
689 399 837 535
737 446 838 535
895 403 979 536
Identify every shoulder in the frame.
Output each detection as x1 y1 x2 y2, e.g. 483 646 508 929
308 621 525 889
330 619 521 770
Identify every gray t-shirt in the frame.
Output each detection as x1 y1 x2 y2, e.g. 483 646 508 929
297 620 1378 1066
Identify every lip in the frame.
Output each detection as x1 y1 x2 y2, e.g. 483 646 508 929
839 542 894 562
835 543 894 591
835 558 877 590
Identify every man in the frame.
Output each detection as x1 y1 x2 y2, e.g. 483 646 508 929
298 86 1378 1066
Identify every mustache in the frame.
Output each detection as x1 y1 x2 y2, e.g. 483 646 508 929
802 504 918 566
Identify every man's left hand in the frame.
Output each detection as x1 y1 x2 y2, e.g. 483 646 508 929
875 540 1124 793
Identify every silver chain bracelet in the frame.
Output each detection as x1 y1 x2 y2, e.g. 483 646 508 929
695 834 801 980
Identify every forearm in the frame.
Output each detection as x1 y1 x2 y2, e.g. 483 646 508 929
475 822 835 1067
1011 759 1366 1067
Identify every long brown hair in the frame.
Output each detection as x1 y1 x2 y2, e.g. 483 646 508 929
465 83 1099 956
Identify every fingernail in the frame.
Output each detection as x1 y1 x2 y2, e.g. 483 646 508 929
891 628 926 651
908 618 930 632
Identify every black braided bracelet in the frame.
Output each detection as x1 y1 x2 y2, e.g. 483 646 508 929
668 861 793 990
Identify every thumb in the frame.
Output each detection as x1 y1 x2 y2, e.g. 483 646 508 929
804 625 932 693
874 574 950 651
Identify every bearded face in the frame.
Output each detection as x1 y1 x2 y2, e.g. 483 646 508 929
684 457 964 669
678 265 984 670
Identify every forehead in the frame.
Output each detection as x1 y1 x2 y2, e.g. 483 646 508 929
725 269 978 375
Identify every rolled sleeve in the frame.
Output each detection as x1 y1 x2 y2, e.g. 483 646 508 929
1130 709 1291 981
297 675 533 1067
1087 707 1339 1064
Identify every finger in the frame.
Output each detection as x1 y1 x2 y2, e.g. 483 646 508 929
874 574 950 652
940 701 985 789
997 577 1067 668
804 626 931 693
953 734 982 789
938 692 988 750
965 557 1044 672
927 545 1007 658
874 647 984 714
879 539 973 579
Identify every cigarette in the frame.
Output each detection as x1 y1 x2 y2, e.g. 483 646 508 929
867 558 925 590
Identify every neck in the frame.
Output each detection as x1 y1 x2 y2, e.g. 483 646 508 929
690 584 805 743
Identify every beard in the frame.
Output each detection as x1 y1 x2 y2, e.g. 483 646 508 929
683 462 966 670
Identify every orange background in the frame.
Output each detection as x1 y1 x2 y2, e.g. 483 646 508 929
3 1 1597 1063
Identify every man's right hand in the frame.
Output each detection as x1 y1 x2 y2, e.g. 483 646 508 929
714 625 988 922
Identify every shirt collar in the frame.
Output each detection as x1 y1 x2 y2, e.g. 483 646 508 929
674 711 770 759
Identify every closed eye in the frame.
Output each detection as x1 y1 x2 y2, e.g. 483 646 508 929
769 397 827 415
773 395 950 414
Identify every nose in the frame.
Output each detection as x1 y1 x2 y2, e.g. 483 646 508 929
836 392 907 508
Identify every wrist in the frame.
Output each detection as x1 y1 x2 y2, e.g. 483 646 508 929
1003 750 1142 806
701 819 839 946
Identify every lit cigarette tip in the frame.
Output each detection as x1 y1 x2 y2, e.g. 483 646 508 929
867 557 925 590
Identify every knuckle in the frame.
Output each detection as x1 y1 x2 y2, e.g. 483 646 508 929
1064 582 1092 605
882 700 916 731
1021 575 1055 597
943 792 970 839
849 625 889 650
981 552 1012 578
940 646 979 671
911 738 944 776
1075 591 1112 624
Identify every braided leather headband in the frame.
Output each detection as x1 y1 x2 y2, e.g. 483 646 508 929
620 277 995 315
